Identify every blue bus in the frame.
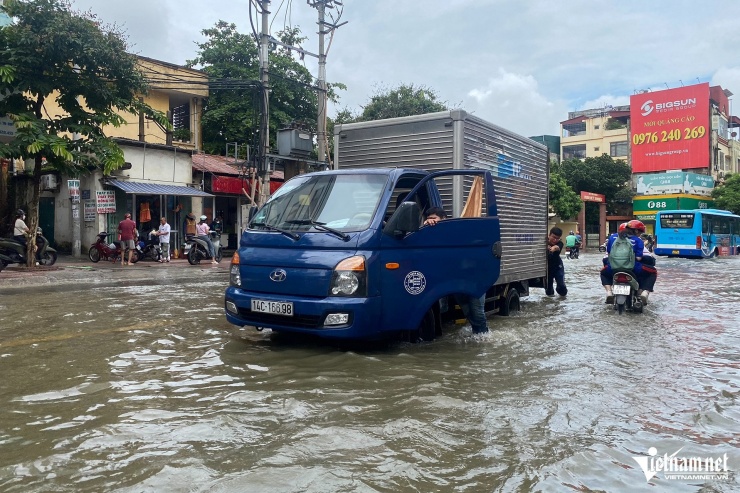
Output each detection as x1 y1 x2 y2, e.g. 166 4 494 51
654 209 740 258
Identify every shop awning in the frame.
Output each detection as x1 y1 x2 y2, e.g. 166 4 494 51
106 179 213 197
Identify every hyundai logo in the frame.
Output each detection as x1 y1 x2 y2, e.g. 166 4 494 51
269 269 287 282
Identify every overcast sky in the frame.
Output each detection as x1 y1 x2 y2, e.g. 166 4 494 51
70 0 740 138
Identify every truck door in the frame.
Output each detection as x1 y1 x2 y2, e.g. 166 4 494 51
377 170 501 332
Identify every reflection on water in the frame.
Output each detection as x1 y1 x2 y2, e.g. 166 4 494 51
0 256 738 491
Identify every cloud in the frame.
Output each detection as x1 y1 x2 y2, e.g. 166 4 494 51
465 69 567 136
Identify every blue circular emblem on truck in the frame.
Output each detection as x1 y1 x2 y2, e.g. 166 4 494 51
404 271 426 295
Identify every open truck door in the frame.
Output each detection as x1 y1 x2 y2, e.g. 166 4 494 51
377 170 501 338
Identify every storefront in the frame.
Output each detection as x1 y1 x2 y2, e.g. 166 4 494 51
104 179 213 255
192 154 284 249
632 194 715 234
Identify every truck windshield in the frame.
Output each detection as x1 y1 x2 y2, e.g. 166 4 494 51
249 174 388 233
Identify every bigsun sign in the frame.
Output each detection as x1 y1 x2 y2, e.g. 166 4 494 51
629 83 710 173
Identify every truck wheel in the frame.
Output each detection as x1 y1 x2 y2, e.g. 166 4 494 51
499 288 520 316
416 309 436 342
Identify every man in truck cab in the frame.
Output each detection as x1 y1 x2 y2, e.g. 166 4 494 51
422 207 489 334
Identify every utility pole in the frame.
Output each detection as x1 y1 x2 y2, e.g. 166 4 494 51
259 0 272 207
309 1 346 166
316 1 328 164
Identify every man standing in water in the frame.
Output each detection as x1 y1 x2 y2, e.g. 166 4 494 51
545 227 567 297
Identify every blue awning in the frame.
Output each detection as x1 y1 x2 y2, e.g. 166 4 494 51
106 179 213 197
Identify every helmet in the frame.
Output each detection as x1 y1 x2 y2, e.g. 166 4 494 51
626 219 646 233
16 209 25 217
569 231 574 235
200 215 207 221
617 222 628 233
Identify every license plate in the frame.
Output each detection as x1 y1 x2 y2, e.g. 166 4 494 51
613 284 631 295
251 299 293 316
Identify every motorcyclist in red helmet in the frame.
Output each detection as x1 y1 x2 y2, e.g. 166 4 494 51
600 220 657 304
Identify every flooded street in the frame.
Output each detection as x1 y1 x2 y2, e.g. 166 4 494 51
0 254 738 492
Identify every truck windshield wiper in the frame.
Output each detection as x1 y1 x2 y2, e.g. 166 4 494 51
285 220 351 241
251 221 300 240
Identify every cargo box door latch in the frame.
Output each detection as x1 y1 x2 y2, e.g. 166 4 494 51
492 241 502 258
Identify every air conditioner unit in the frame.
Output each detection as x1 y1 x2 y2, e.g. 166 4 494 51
40 174 58 190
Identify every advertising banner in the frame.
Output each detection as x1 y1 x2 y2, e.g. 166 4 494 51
635 171 714 196
96 190 116 214
68 179 80 203
632 194 714 217
630 83 710 172
83 200 96 221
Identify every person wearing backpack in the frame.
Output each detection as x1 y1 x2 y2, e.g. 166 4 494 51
624 220 657 303
600 221 656 304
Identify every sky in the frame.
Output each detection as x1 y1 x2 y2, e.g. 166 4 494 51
69 0 740 138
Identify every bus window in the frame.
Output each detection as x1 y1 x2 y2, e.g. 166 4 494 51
660 213 694 229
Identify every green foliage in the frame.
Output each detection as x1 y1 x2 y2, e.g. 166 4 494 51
173 128 192 142
188 22 344 157
0 0 166 264
549 170 582 220
348 83 449 122
711 173 740 214
604 118 625 130
0 0 166 175
554 154 633 213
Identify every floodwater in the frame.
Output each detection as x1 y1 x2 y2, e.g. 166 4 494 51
0 254 739 492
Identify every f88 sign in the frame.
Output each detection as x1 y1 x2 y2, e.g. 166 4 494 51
629 83 710 173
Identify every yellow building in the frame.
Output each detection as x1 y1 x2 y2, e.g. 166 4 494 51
559 106 631 162
39 56 208 150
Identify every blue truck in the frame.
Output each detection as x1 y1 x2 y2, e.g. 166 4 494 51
224 110 549 341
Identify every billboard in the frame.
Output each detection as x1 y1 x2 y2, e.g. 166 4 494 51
630 83 710 173
635 171 714 196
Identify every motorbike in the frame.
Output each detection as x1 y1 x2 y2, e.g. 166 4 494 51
137 229 161 261
0 228 58 267
567 242 582 259
0 252 12 272
610 270 643 314
186 231 223 265
88 232 140 263
598 240 607 253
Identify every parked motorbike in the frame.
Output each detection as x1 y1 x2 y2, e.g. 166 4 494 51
0 228 58 267
186 231 223 265
610 271 643 314
598 240 607 253
137 229 161 261
88 232 140 263
0 252 12 272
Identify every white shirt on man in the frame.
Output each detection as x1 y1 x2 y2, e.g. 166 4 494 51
158 222 171 243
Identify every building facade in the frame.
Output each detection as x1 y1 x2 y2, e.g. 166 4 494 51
559 83 736 235
20 57 211 255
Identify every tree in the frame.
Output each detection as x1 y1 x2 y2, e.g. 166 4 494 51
188 22 346 158
352 83 449 122
549 170 582 220
711 173 740 214
554 154 633 212
0 0 167 266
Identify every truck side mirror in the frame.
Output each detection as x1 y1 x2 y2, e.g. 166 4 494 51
383 201 421 238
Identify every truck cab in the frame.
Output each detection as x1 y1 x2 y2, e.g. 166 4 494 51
224 167 502 341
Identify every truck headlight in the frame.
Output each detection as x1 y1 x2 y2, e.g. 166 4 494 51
329 255 366 297
230 252 241 287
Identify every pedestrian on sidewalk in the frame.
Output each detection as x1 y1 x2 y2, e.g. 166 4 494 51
117 212 138 266
154 216 171 262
